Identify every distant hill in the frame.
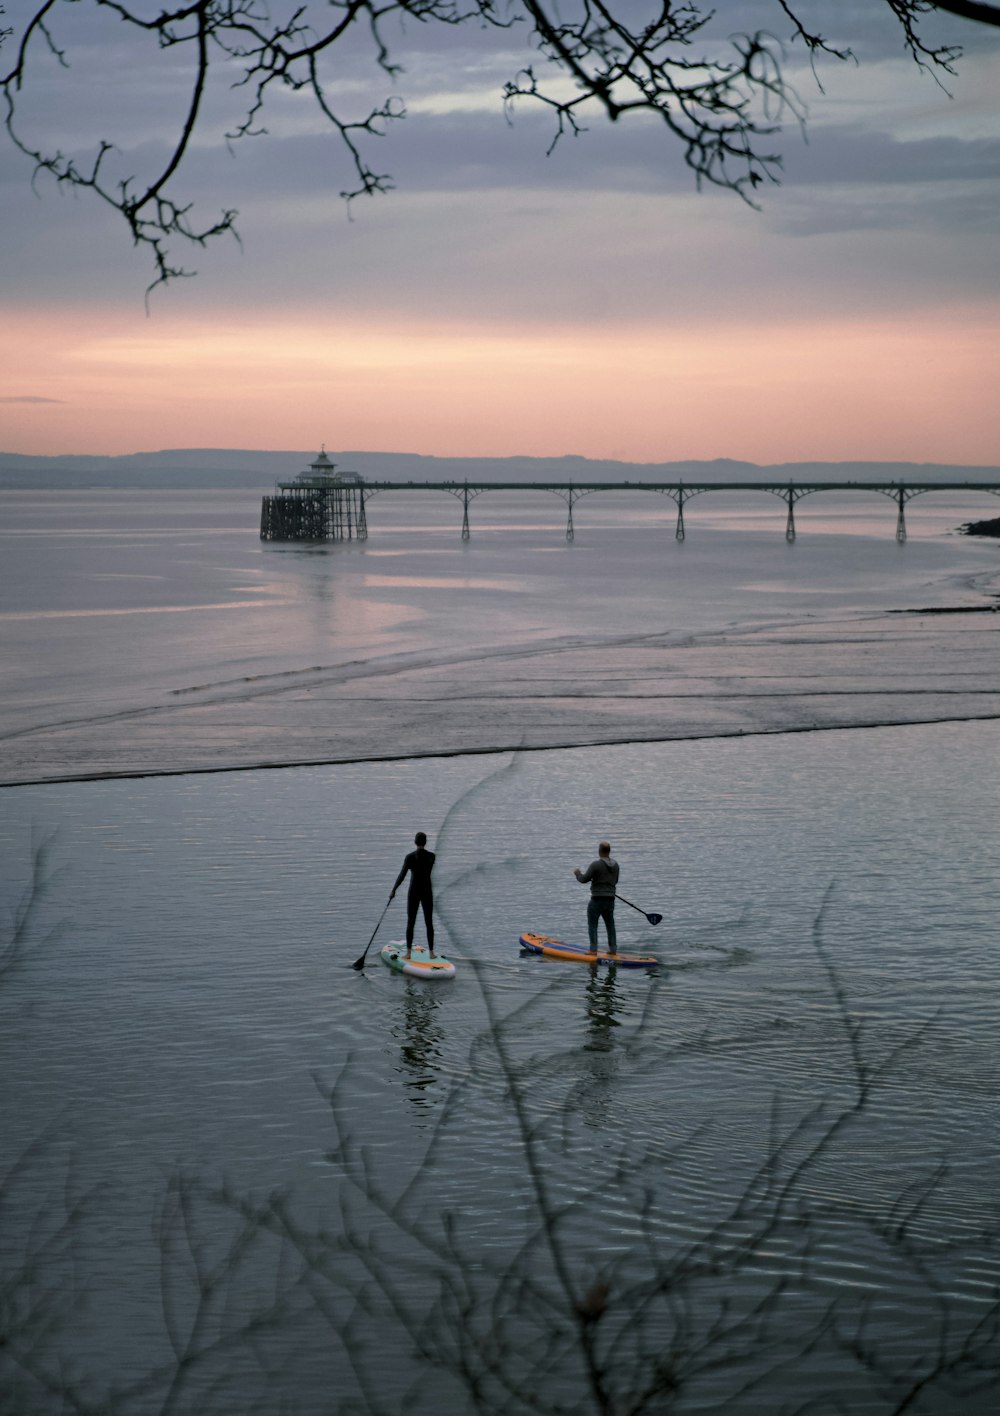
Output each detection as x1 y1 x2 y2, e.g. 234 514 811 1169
1 448 999 490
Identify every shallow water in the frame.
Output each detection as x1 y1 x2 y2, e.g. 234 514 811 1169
2 490 1000 1412
2 488 1000 783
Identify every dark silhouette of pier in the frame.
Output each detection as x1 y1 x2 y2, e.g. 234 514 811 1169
260 453 1000 545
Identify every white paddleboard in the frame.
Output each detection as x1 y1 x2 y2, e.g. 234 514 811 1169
380 941 456 980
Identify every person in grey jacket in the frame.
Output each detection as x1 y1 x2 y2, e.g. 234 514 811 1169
574 841 620 954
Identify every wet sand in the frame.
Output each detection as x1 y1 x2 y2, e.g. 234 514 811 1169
4 603 999 785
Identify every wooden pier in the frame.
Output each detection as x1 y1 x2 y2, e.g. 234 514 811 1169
260 455 1000 545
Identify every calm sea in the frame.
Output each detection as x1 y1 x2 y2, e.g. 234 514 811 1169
1 488 999 1413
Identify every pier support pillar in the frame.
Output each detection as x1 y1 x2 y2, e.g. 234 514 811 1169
462 483 471 542
896 488 907 544
662 485 695 541
562 483 581 542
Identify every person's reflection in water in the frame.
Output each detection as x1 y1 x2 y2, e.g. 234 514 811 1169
577 965 623 1129
394 983 445 1112
585 965 622 1053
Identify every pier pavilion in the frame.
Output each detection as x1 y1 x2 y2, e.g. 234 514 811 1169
260 457 1000 545
260 450 368 542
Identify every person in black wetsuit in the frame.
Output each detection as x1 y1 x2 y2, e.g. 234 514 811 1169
391 831 436 959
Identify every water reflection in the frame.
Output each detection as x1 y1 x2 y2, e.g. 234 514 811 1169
573 965 625 1130
392 981 446 1108
584 965 622 1053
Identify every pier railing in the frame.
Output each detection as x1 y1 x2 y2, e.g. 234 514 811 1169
260 479 1000 545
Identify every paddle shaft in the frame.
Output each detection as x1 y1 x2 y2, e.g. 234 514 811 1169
615 894 663 926
352 894 394 970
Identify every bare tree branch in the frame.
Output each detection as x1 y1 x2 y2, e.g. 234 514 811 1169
930 0 1000 25
0 1 994 290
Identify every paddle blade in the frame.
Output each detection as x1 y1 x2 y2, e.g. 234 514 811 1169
646 912 663 926
352 955 366 971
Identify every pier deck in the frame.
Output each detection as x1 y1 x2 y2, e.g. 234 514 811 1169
261 478 1000 544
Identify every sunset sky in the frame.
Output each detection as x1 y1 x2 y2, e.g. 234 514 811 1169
2 1 998 465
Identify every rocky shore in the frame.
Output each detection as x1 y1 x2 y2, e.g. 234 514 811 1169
961 516 1000 536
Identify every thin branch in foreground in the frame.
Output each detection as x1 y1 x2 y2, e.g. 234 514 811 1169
1 0 987 290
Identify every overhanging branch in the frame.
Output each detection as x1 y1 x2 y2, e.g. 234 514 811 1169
1 0 995 292
930 1 1000 25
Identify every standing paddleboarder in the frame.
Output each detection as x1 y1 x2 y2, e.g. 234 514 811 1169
391 831 436 960
574 840 620 955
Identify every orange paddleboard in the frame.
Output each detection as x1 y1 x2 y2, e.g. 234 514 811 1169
519 932 658 969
